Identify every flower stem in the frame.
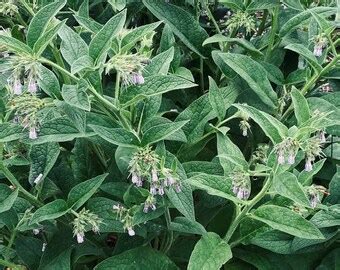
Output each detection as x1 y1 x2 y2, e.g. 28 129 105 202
224 164 277 242
114 72 121 107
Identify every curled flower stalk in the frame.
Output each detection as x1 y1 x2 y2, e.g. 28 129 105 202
72 209 102 244
231 171 251 200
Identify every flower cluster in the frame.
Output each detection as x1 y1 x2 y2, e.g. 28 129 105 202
306 185 328 208
105 53 149 85
0 0 18 17
302 135 325 172
226 11 256 35
275 138 299 165
231 171 251 200
112 204 135 236
72 208 102 244
239 118 250 137
8 93 45 139
129 146 181 197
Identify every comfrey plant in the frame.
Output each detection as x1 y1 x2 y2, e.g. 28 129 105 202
0 0 340 269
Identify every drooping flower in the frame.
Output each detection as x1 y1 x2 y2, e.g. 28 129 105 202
151 168 158 182
29 126 38 140
131 72 145 85
76 232 85 244
127 227 135 236
12 79 22 95
304 157 313 172
32 228 40 235
231 171 251 200
313 36 328 57
28 78 37 94
143 196 156 213
42 243 47 252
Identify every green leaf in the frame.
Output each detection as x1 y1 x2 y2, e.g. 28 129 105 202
290 87 310 126
203 35 262 57
188 232 232 270
279 7 336 37
141 120 188 145
28 142 60 185
62 83 91 111
311 205 340 228
71 55 94 74
30 199 69 224
33 20 66 56
273 172 310 206
213 52 277 110
94 247 178 270
208 77 226 122
67 174 108 210
26 0 67 47
187 173 243 204
285 44 322 72
0 123 24 142
252 205 324 239
170 217 206 235
0 35 33 55
29 118 93 144
38 65 61 98
89 10 126 62
143 47 174 76
58 24 89 66
233 103 288 143
74 15 103 33
120 75 197 107
0 184 18 213
121 21 162 52
247 0 280 10
143 0 208 57
166 181 195 221
90 125 140 147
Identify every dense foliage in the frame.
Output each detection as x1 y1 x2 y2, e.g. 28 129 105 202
0 0 340 269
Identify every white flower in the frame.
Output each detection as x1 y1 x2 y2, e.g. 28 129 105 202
33 173 43 185
127 227 135 236
76 233 85 244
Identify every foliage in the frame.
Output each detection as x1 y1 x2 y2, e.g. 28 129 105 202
0 0 340 269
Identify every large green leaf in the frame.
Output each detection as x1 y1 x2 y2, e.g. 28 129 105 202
252 205 324 239
0 123 25 142
120 75 197 107
33 20 66 56
89 125 140 147
273 171 310 206
213 52 277 110
28 142 60 185
0 35 33 55
94 247 178 270
143 0 208 57
0 184 18 213
208 77 226 122
67 174 108 210
141 120 188 145
187 173 243 204
89 10 126 62
26 0 67 47
58 24 89 66
285 44 322 71
38 65 61 98
233 104 288 144
188 232 232 270
143 47 174 76
30 199 69 224
291 87 310 126
170 217 206 235
62 83 91 111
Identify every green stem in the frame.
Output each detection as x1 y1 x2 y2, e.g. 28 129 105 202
224 165 276 242
51 46 70 84
202 1 222 35
281 55 340 121
336 0 340 22
114 72 121 107
17 0 35 16
0 164 43 207
200 57 205 93
163 208 173 254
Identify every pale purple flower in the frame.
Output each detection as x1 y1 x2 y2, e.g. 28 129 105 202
319 131 326 143
242 128 248 137
127 227 135 236
29 126 38 139
28 79 37 94
277 152 285 165
287 153 295 165
174 183 181 193
158 185 164 196
313 45 323 57
167 176 176 186
143 201 156 213
33 228 40 235
235 187 250 200
131 172 139 184
13 79 22 95
131 72 144 85
309 194 319 208
305 158 313 172
151 168 158 182
150 185 157 195
76 233 84 244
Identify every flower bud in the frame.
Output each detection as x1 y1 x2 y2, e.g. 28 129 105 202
127 227 135 236
29 126 38 139
131 72 145 85
76 232 85 244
